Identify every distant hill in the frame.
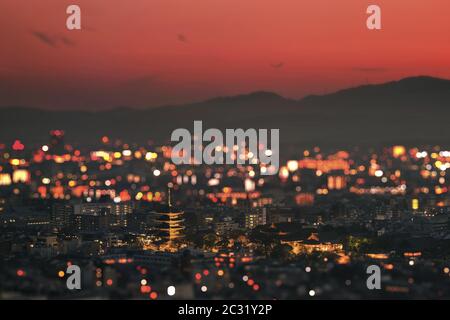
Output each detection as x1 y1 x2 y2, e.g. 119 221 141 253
0 76 449 149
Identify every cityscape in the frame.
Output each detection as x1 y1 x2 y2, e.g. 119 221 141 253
1 129 449 299
2 0 450 306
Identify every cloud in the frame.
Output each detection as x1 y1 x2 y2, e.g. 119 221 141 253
30 31 76 48
177 34 188 43
270 62 284 69
31 31 58 47
59 36 76 47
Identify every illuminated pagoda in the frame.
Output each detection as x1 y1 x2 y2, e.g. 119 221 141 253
152 189 185 252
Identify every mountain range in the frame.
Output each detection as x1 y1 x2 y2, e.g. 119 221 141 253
1 76 449 149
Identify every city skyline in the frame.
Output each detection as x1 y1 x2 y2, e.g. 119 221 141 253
1 129 449 299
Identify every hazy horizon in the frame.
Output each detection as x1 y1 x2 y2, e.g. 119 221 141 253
1 74 448 112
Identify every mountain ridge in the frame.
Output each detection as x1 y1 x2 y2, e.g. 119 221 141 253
0 76 449 148
1 75 448 112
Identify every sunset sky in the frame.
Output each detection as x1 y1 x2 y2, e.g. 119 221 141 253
1 0 449 110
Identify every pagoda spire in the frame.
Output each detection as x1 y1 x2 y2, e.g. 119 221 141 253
168 187 172 208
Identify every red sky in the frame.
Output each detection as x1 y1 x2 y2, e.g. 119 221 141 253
1 0 449 110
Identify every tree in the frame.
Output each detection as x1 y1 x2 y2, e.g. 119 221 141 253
203 233 218 250
270 244 292 261
347 236 371 254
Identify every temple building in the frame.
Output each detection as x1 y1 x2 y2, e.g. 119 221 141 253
259 223 344 255
152 190 185 252
281 232 343 255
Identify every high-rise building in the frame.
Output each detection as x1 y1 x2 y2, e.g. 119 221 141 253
73 207 109 233
51 203 73 230
266 207 296 224
0 198 6 214
215 216 240 235
244 208 267 229
327 175 347 190
74 202 133 228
